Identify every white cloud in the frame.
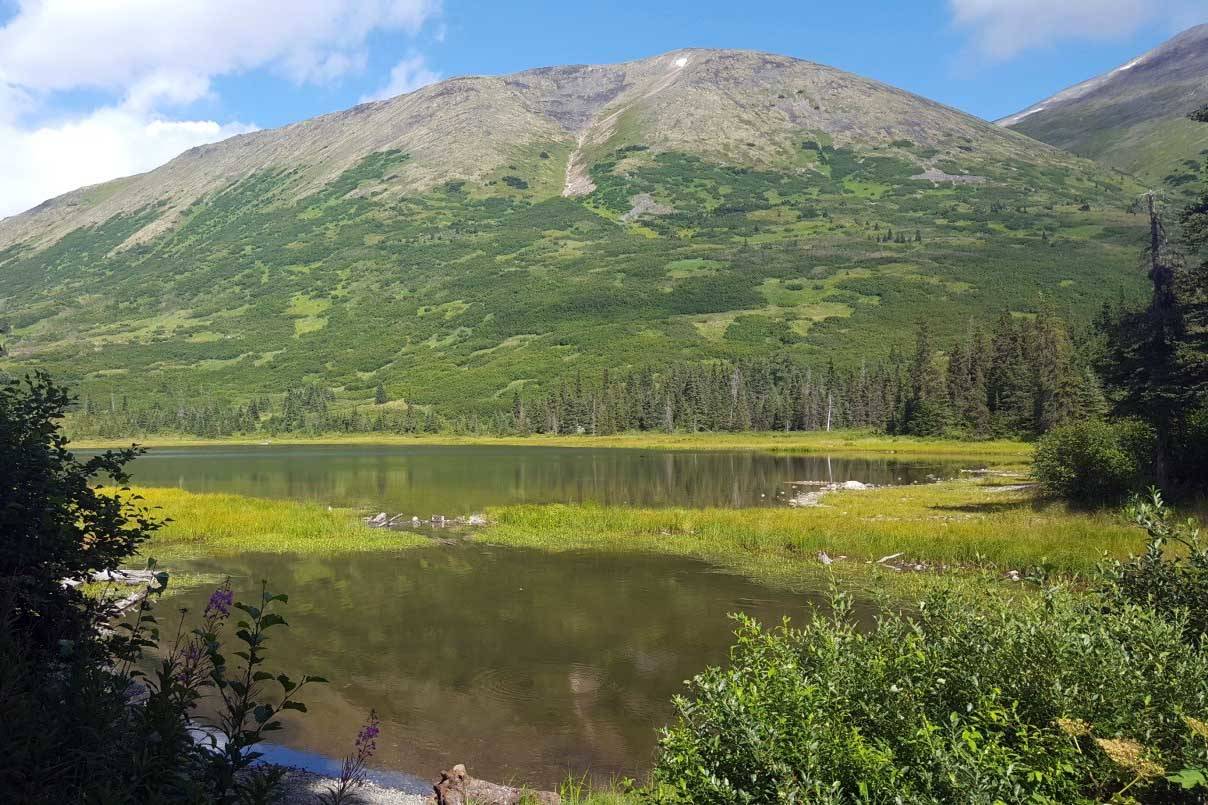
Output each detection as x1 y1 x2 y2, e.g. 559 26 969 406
949 0 1203 60
0 103 256 217
0 0 442 218
360 54 441 103
0 0 442 91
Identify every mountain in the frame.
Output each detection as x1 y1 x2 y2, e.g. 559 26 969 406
999 25 1208 185
0 48 1147 417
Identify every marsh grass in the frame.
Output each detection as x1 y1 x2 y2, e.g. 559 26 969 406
109 487 427 561
482 479 1142 589
72 429 1032 461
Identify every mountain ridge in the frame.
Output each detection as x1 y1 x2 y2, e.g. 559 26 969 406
1 47 1063 251
999 24 1208 183
0 47 1147 416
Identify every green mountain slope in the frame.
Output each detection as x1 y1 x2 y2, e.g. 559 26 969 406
999 25 1208 185
0 49 1147 416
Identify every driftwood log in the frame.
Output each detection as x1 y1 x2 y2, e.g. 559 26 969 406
432 764 560 805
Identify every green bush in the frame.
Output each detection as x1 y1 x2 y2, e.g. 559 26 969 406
1173 403 1208 492
1101 490 1208 647
654 585 1208 803
1033 419 1155 504
0 373 330 803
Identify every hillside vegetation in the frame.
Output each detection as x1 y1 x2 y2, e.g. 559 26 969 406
0 49 1148 417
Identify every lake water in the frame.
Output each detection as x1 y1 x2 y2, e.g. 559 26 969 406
126 443 968 514
171 546 852 790
126 445 972 789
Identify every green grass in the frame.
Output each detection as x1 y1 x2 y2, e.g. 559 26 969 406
71 429 1033 461
116 486 427 561
480 479 1142 589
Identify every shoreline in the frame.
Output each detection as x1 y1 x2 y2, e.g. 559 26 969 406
69 430 1033 461
121 476 1138 584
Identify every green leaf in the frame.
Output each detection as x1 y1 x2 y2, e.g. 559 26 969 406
280 701 308 713
1169 768 1207 790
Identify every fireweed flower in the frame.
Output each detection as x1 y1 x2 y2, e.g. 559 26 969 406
354 710 381 760
176 640 206 684
204 582 234 619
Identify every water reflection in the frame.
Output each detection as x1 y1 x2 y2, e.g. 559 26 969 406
125 444 967 514
173 545 873 788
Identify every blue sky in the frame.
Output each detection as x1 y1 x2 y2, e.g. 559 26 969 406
0 0 1203 216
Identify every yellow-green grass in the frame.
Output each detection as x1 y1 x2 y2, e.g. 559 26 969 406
72 429 1032 462
480 479 1141 591
110 486 427 562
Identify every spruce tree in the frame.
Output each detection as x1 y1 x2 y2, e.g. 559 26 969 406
1097 193 1200 487
900 321 950 436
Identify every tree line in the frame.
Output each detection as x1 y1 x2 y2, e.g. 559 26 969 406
65 308 1102 442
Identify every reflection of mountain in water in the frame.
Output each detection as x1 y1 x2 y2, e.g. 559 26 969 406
126 444 970 513
175 546 870 788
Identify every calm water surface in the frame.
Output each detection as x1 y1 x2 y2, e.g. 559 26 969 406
173 545 870 789
130 445 966 787
127 443 970 513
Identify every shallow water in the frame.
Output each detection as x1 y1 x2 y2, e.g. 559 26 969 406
173 545 871 789
126 445 950 787
124 443 971 514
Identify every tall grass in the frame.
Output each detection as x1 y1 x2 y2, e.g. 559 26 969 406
73 429 1033 460
111 487 427 561
483 480 1142 588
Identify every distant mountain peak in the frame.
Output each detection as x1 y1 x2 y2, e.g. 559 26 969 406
999 24 1208 181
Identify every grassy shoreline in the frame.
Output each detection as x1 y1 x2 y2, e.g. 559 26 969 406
72 429 1032 461
119 477 1140 591
117 487 427 562
482 478 1140 589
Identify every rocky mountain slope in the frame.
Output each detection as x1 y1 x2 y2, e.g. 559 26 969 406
0 49 1147 415
7 48 1071 250
1000 25 1208 184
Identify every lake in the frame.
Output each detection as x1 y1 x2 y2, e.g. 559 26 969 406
126 445 973 789
125 443 969 514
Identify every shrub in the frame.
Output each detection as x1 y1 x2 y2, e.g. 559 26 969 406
1033 418 1155 504
0 373 327 802
653 585 1208 803
1100 489 1208 647
1172 403 1208 492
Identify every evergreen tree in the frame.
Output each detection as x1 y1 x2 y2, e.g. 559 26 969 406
900 321 950 436
1097 193 1202 487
